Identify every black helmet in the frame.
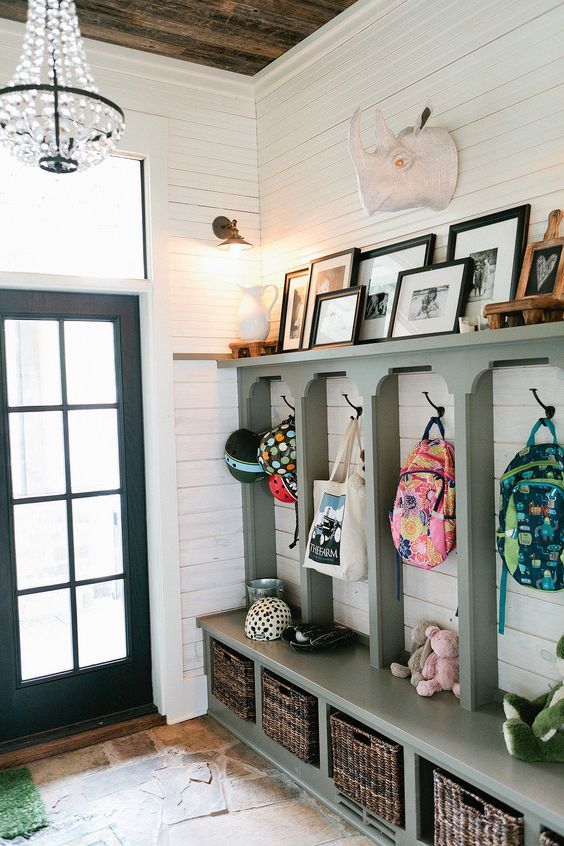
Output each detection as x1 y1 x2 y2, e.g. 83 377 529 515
224 428 265 484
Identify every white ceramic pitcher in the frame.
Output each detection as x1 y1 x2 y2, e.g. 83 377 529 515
237 284 278 341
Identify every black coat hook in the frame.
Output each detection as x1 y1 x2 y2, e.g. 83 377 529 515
280 395 295 414
422 391 445 418
529 388 555 420
343 393 362 419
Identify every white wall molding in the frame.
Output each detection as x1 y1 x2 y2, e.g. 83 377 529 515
253 0 404 101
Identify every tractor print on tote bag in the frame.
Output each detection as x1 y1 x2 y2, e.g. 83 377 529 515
308 492 346 565
303 418 367 581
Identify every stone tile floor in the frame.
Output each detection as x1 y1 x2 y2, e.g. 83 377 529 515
1 716 373 846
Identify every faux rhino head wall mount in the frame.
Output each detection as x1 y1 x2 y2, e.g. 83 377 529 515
348 103 458 215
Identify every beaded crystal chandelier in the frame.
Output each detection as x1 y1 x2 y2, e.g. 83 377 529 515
0 0 125 174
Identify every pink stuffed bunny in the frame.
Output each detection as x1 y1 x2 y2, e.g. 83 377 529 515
416 625 460 699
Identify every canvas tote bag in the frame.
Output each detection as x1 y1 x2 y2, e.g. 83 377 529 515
303 417 367 581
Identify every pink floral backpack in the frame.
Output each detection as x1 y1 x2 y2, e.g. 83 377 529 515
390 417 456 580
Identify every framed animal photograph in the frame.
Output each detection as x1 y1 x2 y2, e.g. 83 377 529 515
516 210 564 299
303 248 360 347
310 287 365 349
357 234 435 342
389 259 473 339
446 205 530 325
277 267 310 352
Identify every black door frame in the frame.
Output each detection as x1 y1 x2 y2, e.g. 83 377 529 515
0 290 155 748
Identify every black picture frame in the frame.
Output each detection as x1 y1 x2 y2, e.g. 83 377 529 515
446 204 530 320
357 233 436 344
277 267 310 353
310 286 366 350
303 247 360 348
388 259 473 340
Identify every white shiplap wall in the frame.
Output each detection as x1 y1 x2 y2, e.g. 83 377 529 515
175 360 245 679
255 0 564 698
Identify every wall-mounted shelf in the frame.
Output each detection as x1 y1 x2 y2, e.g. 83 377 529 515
218 322 564 370
198 610 564 846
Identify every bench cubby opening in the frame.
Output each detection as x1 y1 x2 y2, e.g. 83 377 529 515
261 668 320 766
211 638 256 722
329 709 404 829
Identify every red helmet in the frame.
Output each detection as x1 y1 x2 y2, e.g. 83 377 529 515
268 473 298 503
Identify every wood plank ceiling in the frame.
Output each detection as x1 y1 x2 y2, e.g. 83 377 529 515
0 1 358 75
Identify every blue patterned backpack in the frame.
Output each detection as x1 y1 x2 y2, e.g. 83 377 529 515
497 418 564 634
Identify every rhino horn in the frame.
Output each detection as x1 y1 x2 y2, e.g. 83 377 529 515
374 108 396 149
348 107 372 171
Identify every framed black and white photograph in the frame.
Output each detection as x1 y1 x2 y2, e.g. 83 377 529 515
389 259 473 339
303 248 360 347
310 286 365 350
357 234 435 343
446 205 530 323
277 267 310 352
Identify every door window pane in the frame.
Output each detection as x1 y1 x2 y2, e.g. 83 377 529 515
0 151 145 279
77 580 126 668
5 320 62 407
64 322 117 405
10 411 66 498
68 409 120 493
14 501 69 590
19 590 73 680
73 495 123 581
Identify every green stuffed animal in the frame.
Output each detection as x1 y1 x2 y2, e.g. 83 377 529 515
502 634 564 763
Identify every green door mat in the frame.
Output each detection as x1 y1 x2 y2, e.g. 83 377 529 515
0 768 48 840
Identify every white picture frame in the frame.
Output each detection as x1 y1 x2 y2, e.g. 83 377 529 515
303 248 360 347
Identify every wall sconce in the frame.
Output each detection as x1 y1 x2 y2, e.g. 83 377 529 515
212 216 253 254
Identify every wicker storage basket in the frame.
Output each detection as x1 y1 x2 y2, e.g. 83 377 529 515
211 639 255 721
330 711 404 827
262 670 319 763
539 832 564 846
434 770 524 846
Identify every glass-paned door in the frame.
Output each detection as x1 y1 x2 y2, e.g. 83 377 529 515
0 291 153 746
